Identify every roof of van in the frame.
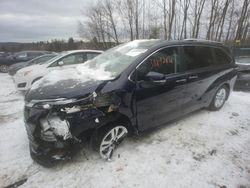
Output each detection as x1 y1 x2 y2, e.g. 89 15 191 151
157 39 224 46
128 39 227 50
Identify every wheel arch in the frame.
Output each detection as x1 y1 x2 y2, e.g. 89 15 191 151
31 77 43 84
90 112 134 147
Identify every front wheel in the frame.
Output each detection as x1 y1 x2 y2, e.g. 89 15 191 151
0 65 9 73
92 124 129 160
208 85 228 111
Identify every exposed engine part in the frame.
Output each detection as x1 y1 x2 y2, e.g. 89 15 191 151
40 116 72 141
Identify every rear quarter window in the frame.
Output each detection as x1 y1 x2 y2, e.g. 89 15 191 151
213 48 232 65
181 46 213 71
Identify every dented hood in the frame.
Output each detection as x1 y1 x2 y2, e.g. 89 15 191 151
25 67 111 102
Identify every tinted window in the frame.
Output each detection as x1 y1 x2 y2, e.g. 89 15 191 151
213 48 231 65
137 47 178 79
182 46 213 71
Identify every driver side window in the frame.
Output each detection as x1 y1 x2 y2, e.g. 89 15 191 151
136 47 178 80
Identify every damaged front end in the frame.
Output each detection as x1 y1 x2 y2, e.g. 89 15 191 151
24 91 121 165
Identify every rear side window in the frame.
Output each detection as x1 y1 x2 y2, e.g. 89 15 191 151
181 46 213 71
86 52 100 60
213 48 232 65
60 53 85 65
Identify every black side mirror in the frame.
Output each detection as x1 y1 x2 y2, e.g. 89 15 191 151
145 71 165 81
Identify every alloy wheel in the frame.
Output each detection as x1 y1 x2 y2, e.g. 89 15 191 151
0 65 9 73
214 88 226 108
99 126 128 160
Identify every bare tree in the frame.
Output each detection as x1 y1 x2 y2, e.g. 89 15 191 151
102 0 119 44
118 0 135 40
163 0 168 39
78 0 250 45
192 0 206 38
135 0 139 39
214 0 231 41
168 0 176 39
225 0 235 41
206 0 220 40
235 0 250 41
180 0 191 39
242 8 250 43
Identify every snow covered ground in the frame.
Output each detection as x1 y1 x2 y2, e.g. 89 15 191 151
0 73 250 188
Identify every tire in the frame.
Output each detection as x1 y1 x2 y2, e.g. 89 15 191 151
91 122 129 160
208 85 229 111
0 65 9 73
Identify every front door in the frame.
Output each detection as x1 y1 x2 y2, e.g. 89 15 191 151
135 46 188 131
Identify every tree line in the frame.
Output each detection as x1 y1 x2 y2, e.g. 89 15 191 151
78 0 250 49
0 38 116 53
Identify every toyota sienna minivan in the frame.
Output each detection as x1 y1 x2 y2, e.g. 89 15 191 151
24 39 237 166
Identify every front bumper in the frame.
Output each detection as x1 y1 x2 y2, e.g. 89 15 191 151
29 139 73 167
24 97 105 165
24 105 78 165
13 74 31 91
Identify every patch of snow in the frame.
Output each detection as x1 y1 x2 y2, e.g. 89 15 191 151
31 66 113 91
0 73 250 188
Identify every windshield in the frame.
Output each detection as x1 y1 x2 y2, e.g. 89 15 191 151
78 40 159 79
28 54 57 65
236 56 250 64
43 52 68 65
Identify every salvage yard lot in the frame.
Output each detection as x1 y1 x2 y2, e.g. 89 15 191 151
0 73 250 188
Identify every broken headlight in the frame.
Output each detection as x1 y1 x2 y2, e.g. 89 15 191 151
40 116 72 141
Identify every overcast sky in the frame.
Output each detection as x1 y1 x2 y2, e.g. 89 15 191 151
0 0 91 42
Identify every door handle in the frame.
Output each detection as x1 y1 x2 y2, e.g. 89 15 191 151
176 78 187 83
189 75 198 79
153 80 166 83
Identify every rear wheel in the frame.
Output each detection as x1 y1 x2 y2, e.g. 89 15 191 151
92 123 129 160
0 65 9 73
208 85 228 111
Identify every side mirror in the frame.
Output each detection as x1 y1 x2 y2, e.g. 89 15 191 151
145 71 165 81
58 61 64 66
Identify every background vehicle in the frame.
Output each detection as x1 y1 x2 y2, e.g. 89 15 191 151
14 50 102 90
0 50 51 73
8 54 57 76
24 40 237 166
234 56 250 91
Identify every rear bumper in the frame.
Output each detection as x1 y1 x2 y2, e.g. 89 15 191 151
234 78 250 91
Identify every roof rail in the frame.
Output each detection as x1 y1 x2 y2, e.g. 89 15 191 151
183 38 222 44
